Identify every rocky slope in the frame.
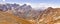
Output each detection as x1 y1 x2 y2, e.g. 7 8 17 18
0 3 41 20
38 7 60 24
1 3 60 24
0 11 32 24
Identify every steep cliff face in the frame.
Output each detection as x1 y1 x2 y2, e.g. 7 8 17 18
38 7 60 24
0 11 32 24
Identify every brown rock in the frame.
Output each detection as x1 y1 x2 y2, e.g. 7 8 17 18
38 7 60 24
0 11 32 24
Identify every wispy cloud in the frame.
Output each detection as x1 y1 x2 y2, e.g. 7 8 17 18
31 3 60 8
3 0 5 1
28 3 60 9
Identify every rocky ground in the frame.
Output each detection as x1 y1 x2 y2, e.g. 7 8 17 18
0 11 32 24
38 7 60 24
0 3 60 24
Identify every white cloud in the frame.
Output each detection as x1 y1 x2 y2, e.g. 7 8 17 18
3 0 5 2
30 3 60 9
26 3 31 5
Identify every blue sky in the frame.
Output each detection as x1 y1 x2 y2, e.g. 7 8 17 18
0 0 60 4
0 0 60 9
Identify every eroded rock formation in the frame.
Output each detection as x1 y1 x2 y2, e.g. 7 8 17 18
38 7 60 24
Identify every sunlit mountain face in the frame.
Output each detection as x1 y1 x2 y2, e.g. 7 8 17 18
0 3 42 24
0 0 60 24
